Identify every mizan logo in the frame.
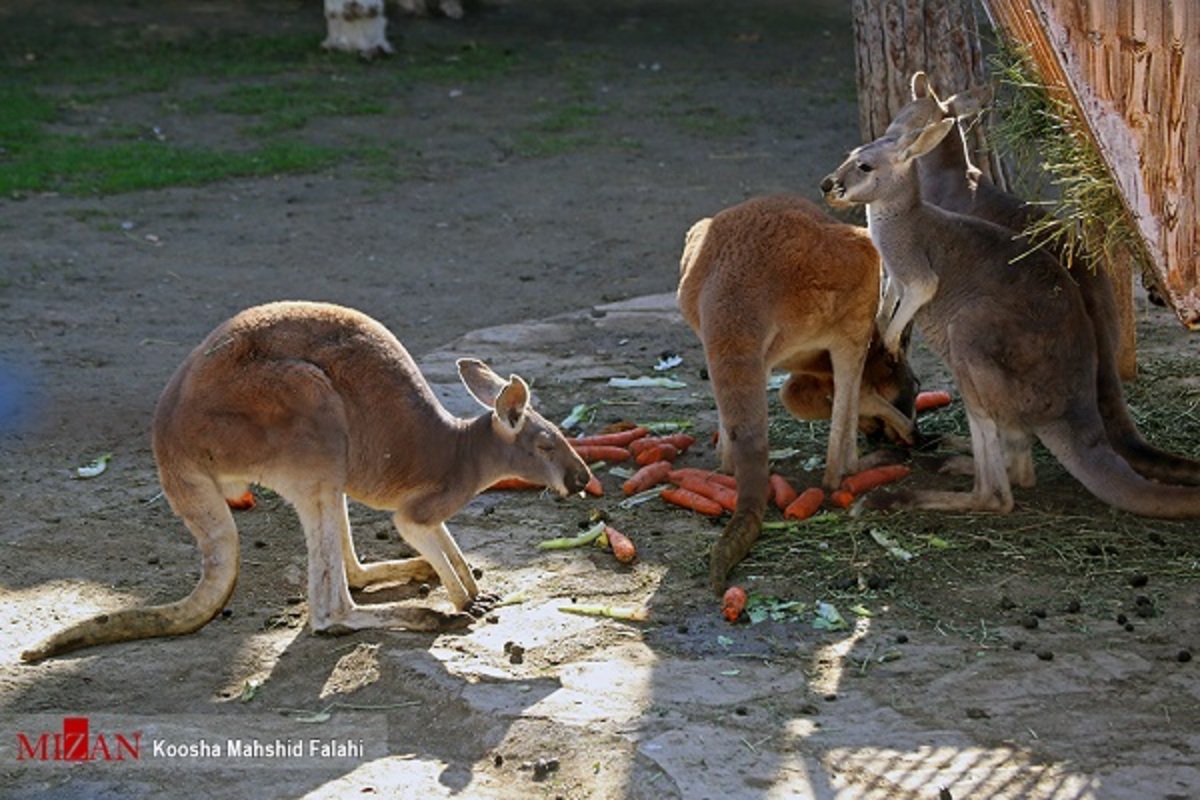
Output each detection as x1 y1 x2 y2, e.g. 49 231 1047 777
17 717 141 762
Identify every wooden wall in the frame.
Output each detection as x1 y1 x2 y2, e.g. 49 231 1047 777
982 0 1200 330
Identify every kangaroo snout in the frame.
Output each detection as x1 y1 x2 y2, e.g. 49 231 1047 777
563 460 592 495
819 174 850 208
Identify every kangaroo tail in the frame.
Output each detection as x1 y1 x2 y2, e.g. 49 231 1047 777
1038 416 1200 519
21 478 240 663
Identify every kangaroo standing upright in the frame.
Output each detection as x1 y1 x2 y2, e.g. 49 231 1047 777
889 71 1200 487
821 122 1200 517
23 301 591 662
678 195 918 591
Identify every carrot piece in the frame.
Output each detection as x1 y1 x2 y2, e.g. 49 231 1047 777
571 444 633 463
630 433 696 455
667 468 738 490
722 586 748 622
572 426 651 448
604 526 637 564
584 474 604 496
226 490 256 511
829 489 855 509
839 464 912 495
635 442 679 466
677 475 739 513
769 474 799 510
915 390 953 413
488 477 543 491
783 487 825 520
661 487 725 517
622 461 673 495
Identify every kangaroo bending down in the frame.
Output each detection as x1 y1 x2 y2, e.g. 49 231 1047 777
820 122 1200 517
22 301 592 662
677 195 919 592
888 71 1200 487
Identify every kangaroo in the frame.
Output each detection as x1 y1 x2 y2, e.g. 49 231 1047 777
22 301 592 662
677 194 919 592
893 71 1200 487
820 122 1200 517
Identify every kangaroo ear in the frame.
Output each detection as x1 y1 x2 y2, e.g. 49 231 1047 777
493 375 530 435
458 358 508 408
910 71 931 100
897 118 956 162
944 84 993 119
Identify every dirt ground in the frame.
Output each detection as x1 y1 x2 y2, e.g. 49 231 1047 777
3 1 1200 798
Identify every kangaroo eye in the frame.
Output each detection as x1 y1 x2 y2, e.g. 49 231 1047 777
857 162 874 173
535 432 555 451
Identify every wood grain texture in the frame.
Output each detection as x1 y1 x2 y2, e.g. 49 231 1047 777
983 0 1200 330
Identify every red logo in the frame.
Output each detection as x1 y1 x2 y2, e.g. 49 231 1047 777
16 717 141 762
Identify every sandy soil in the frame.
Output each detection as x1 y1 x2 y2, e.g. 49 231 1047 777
2 2 1200 798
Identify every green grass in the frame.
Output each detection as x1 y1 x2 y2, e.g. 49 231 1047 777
1 138 341 195
0 21 519 196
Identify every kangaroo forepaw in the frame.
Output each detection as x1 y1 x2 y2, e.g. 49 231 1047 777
709 512 763 595
466 592 501 618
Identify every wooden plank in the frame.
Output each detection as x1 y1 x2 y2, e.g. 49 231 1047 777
983 0 1200 330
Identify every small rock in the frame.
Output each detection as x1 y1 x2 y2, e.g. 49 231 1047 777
965 707 990 719
1177 650 1192 663
1129 573 1149 588
1036 650 1054 661
895 633 909 644
1021 616 1039 630
532 757 559 779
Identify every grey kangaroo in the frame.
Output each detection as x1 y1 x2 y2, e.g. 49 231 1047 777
890 71 1200 487
820 118 1200 516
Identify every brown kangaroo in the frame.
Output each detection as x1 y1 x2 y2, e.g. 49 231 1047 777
821 120 1200 517
22 301 591 662
677 194 918 592
890 71 1200 487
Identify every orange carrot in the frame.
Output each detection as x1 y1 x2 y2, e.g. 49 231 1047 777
829 489 855 508
677 475 739 513
661 487 725 517
915 390 953 413
488 477 543 491
571 444 633 463
630 433 696 455
584 474 604 496
572 426 650 448
635 442 679 466
604 526 637 563
839 464 912 495
784 487 825 520
722 586 748 622
622 461 673 495
769 474 799 510
667 468 738 490
226 491 256 511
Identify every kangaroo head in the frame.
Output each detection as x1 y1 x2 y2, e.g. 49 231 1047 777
457 358 592 495
820 118 956 208
859 326 920 444
889 71 993 137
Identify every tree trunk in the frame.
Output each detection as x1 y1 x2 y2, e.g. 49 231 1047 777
850 0 1003 184
323 0 393 58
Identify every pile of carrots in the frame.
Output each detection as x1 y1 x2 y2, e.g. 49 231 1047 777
624 463 909 521
496 418 919 520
